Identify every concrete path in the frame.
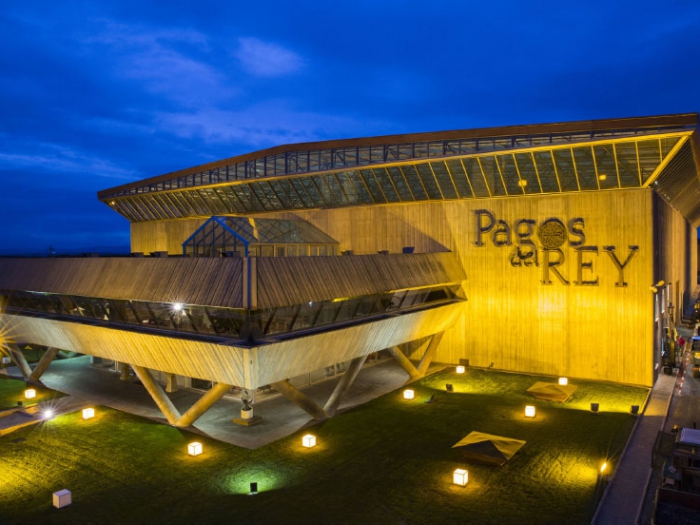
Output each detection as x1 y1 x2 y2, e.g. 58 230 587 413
593 371 676 524
34 356 432 449
0 395 92 436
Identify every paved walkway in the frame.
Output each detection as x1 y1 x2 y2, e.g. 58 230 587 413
593 370 676 524
0 395 92 436
29 356 434 449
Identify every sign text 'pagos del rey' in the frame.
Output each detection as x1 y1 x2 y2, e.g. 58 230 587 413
473 210 637 287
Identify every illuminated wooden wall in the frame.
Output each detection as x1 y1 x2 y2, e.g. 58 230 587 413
125 187 695 386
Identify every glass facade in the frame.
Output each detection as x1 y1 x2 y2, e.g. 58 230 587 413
105 135 687 222
1 284 463 344
182 216 339 257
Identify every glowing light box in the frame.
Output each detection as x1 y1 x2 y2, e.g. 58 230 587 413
453 468 468 486
188 442 203 457
302 434 316 448
403 389 415 400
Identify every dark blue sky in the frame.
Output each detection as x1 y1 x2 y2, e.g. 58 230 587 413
1 1 699 254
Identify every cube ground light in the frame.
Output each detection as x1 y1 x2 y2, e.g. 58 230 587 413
403 389 415 400
558 377 568 386
302 434 316 448
188 442 203 456
453 468 468 486
82 408 95 420
525 405 536 418
24 389 36 399
456 366 465 374
52 489 72 509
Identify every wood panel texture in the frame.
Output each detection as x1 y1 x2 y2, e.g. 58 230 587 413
121 188 681 386
1 314 249 386
271 189 656 385
0 257 243 308
255 252 466 308
252 302 465 386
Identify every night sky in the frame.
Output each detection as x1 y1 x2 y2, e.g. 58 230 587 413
1 1 699 255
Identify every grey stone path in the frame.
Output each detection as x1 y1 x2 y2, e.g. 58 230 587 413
593 371 676 524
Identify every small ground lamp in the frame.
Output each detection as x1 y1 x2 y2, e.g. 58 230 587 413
403 389 415 400
456 365 465 374
630 405 640 415
590 403 600 413
187 442 203 457
558 377 568 386
525 405 536 418
24 388 36 399
82 408 95 420
453 468 469 486
446 383 454 393
249 482 258 495
600 461 608 475
302 434 316 448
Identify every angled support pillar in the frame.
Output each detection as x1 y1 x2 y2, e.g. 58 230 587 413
28 347 59 383
166 374 178 393
131 365 181 425
388 346 421 380
8 345 32 380
324 355 367 417
119 362 131 381
271 380 328 420
417 332 444 376
175 382 233 428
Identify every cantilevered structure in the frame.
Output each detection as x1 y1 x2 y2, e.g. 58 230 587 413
1 114 698 427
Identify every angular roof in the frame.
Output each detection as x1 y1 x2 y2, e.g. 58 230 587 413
98 114 700 225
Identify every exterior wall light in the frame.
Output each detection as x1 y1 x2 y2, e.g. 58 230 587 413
302 434 316 448
558 377 568 386
82 408 95 420
525 405 536 418
403 389 415 400
24 389 36 399
188 442 203 457
456 366 465 374
173 303 183 312
453 468 468 486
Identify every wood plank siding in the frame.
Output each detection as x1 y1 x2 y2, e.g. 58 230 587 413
125 189 667 385
0 301 463 388
255 253 466 308
0 257 244 308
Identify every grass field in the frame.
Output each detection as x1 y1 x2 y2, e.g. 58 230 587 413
0 369 648 524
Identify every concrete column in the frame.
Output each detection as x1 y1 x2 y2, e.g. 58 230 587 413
175 382 233 427
8 346 32 380
417 332 444 376
271 379 328 420
119 362 131 381
324 355 367 416
131 365 181 425
90 356 103 365
28 347 59 383
166 374 179 393
388 346 421 380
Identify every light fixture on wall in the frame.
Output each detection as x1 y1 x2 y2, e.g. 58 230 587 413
650 280 665 293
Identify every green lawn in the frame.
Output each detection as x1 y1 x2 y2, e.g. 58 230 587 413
0 376 64 411
0 369 648 524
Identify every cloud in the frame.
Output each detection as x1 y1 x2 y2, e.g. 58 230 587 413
154 102 381 148
0 143 139 180
235 37 304 77
83 21 234 106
